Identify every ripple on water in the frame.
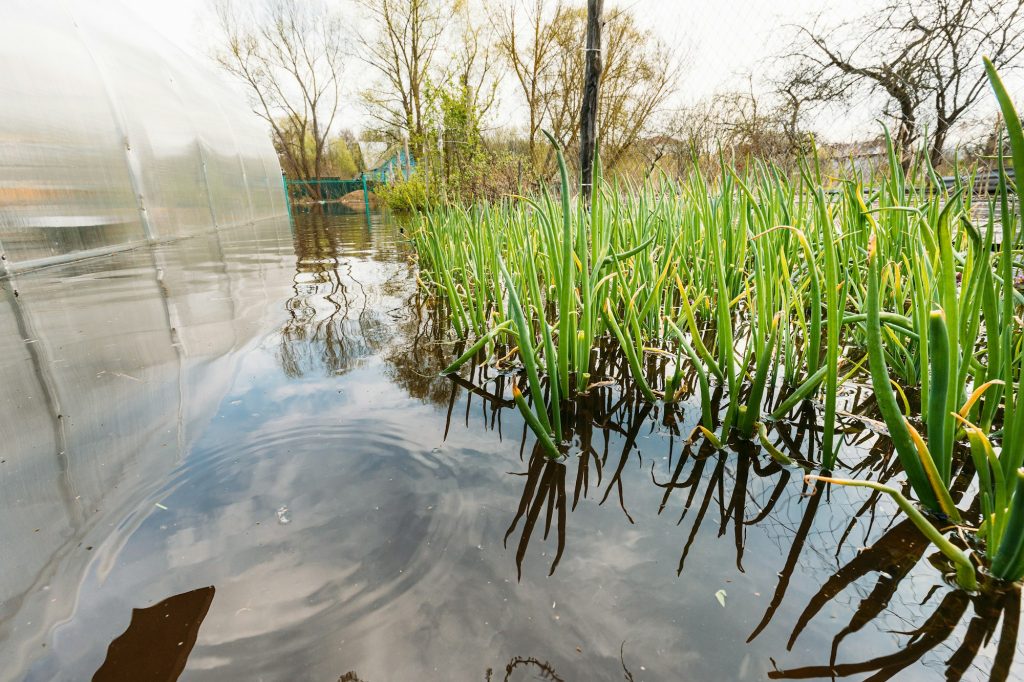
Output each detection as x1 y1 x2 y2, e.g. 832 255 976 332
42 413 481 679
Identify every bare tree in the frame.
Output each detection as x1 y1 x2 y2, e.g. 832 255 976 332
712 87 793 167
542 7 677 174
646 81 811 181
773 62 846 156
494 0 567 170
447 3 500 125
786 0 1024 168
650 106 716 180
213 0 345 185
359 0 447 153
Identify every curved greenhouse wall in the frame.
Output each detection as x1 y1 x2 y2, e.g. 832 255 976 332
0 0 285 272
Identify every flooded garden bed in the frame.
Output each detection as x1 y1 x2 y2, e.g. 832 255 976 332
0 200 1020 680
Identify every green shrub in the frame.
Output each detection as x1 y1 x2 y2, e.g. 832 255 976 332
375 169 431 212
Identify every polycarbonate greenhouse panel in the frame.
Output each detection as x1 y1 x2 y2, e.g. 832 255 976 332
0 0 285 271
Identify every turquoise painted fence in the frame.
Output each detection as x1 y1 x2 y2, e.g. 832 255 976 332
281 148 416 215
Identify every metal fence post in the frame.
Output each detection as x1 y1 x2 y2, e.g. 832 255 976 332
361 173 372 227
282 173 292 220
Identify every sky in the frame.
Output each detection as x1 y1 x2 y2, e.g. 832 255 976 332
121 0 1017 145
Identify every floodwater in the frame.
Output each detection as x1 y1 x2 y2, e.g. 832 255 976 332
0 208 1020 681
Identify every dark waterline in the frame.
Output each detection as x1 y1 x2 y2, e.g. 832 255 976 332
0 210 1019 681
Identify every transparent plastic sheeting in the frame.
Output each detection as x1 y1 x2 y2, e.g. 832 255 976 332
0 0 285 271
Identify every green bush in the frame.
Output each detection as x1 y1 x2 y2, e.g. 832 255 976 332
375 169 431 212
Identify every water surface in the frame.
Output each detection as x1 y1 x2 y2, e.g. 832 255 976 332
0 209 1019 681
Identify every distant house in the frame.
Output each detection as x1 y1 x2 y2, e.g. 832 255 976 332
359 141 415 182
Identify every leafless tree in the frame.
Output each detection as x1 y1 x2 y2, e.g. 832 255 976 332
213 0 345 184
538 6 677 175
359 0 447 152
785 0 1024 168
651 106 715 180
713 88 793 166
645 81 810 181
447 4 500 125
772 62 846 156
494 0 567 170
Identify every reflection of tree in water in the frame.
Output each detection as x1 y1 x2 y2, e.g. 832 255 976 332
282 208 457 394
279 213 391 377
376 263 513 405
379 290 459 404
486 656 565 681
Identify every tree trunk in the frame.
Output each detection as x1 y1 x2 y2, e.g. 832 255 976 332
895 98 916 174
579 0 603 205
930 118 950 170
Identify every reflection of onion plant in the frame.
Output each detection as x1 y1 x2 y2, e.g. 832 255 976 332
772 513 1021 681
807 474 976 590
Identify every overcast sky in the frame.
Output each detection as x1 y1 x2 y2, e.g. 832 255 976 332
123 0 1018 144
